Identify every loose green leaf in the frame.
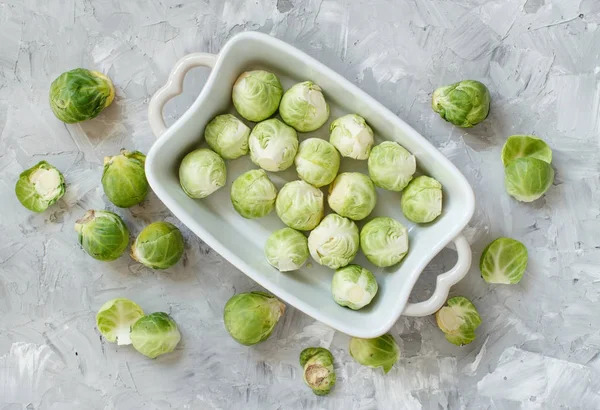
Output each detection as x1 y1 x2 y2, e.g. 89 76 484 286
96 298 144 345
480 237 528 284
504 157 554 202
349 334 400 373
501 135 552 166
130 312 181 358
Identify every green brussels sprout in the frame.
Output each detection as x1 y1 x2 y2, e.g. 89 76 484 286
329 114 374 160
432 80 490 127
130 312 181 358
75 210 129 261
279 81 330 132
328 172 377 221
360 217 409 267
480 238 528 284
401 176 442 224
249 119 298 172
368 141 416 191
15 161 66 212
349 334 400 374
232 70 283 122
331 264 378 310
102 150 149 208
501 135 552 166
264 228 309 272
294 138 340 188
96 298 144 345
179 148 226 199
308 214 359 269
504 157 554 202
276 180 324 231
49 68 115 123
299 347 336 395
131 222 184 269
230 169 278 219
204 114 251 159
435 296 481 346
223 291 285 345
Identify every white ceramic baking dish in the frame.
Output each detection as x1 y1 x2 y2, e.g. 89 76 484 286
146 32 474 338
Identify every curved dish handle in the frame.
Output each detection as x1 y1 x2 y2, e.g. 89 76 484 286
402 234 471 317
148 52 218 138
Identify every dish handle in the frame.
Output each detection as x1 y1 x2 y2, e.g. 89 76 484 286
402 234 471 317
148 53 218 138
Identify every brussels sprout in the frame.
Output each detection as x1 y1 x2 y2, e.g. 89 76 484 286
75 210 129 261
349 334 400 374
279 81 330 132
308 214 359 269
230 169 278 219
295 138 340 187
265 228 309 272
435 296 481 346
276 180 324 231
49 68 115 123
179 148 226 199
401 176 442 223
130 312 181 358
15 161 66 212
204 114 251 159
328 172 377 221
360 217 409 267
102 150 148 208
223 291 285 345
504 157 554 202
249 119 298 172
131 222 184 269
331 265 378 310
232 70 283 122
368 141 416 191
329 114 374 160
96 298 144 345
299 347 336 396
432 80 490 128
501 135 552 166
480 238 528 284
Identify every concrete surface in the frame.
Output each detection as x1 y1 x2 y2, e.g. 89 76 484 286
1 0 599 409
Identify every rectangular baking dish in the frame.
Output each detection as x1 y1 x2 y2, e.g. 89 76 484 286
146 32 475 339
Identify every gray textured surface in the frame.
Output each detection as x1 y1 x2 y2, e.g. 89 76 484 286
1 0 599 409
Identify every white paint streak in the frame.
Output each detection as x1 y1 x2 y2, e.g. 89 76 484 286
462 336 489 376
478 347 600 407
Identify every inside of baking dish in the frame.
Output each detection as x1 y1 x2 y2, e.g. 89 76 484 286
147 33 473 336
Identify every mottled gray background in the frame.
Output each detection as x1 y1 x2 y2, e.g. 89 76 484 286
1 0 599 409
